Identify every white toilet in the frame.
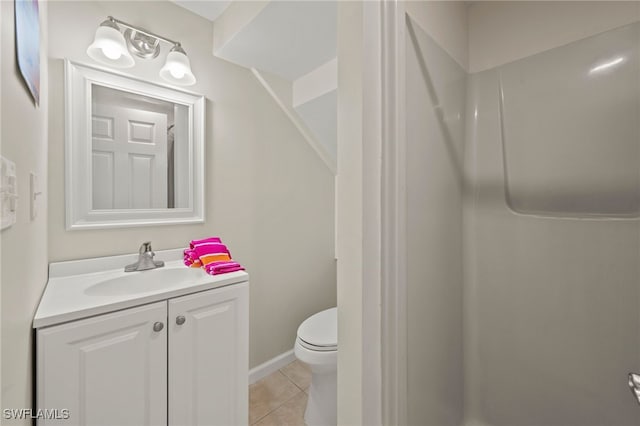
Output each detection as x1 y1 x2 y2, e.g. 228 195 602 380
294 307 337 426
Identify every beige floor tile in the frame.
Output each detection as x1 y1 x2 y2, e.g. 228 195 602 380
253 391 308 426
280 360 312 391
250 371 301 424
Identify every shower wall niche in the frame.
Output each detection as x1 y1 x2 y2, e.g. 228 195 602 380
498 23 640 217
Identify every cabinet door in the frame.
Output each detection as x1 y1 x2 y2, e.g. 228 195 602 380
37 302 167 426
168 282 249 426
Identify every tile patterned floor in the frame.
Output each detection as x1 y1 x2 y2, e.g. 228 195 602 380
249 360 311 426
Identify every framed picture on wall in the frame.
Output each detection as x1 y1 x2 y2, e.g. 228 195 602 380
15 0 40 106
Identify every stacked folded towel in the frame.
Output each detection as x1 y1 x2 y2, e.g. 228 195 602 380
184 237 221 268
184 237 245 275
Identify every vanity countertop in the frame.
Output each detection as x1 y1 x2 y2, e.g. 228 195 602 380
33 248 249 329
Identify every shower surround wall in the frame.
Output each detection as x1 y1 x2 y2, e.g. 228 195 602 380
406 2 640 425
464 22 640 426
405 14 465 426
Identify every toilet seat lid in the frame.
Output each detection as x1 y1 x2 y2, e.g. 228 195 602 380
297 307 337 349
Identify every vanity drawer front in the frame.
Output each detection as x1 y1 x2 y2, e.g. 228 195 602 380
36 301 167 426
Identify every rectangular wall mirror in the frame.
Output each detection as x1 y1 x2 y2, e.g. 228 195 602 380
65 60 205 229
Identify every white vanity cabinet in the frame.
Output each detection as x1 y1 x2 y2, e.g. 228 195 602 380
36 279 248 426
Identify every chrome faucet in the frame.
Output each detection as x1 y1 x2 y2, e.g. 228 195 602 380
125 242 165 272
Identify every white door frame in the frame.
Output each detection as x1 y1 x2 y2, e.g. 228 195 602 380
379 1 408 425
336 0 407 424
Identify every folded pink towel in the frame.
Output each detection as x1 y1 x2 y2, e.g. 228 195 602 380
205 260 245 275
190 237 221 249
193 242 229 256
183 237 245 275
183 249 201 267
184 237 225 267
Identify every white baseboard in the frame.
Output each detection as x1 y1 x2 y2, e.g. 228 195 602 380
249 349 296 384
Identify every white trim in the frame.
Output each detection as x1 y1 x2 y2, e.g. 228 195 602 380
334 174 338 260
0 41 2 406
250 68 337 175
380 1 408 425
361 1 383 426
248 349 296 384
335 2 387 423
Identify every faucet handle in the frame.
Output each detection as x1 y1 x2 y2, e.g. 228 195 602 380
140 241 153 254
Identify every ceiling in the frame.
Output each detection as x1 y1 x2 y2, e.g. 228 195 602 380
214 1 337 80
169 0 232 22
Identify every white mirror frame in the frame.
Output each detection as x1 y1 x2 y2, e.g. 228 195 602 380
65 60 205 230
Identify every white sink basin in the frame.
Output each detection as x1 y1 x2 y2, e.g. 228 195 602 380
33 250 249 329
84 267 206 296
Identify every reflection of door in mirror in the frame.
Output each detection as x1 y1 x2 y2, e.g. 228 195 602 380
92 104 168 209
91 85 187 210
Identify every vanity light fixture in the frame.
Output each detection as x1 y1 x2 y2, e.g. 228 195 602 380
86 16 196 86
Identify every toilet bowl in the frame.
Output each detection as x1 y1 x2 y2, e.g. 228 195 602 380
294 307 337 426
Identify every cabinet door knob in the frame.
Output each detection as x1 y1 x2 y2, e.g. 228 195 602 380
176 315 186 325
153 322 164 332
